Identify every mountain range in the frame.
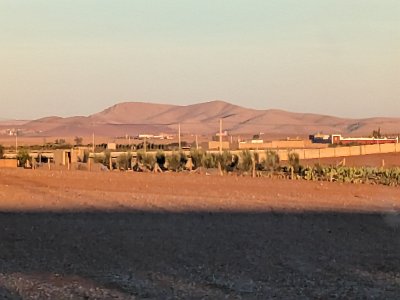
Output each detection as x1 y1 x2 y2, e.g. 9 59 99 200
1 100 399 137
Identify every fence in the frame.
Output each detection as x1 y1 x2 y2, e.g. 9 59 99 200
262 143 400 161
0 159 18 168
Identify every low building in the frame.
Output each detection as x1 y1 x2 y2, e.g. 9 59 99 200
53 149 72 166
309 133 331 144
331 134 398 145
208 141 230 150
239 139 310 150
138 134 154 139
107 143 117 150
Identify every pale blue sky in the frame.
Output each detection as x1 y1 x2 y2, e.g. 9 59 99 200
1 0 399 119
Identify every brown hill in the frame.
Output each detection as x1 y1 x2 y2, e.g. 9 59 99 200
7 100 400 138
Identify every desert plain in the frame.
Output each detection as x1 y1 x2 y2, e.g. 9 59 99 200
0 167 399 299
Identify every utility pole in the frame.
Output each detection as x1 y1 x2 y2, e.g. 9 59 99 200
144 136 147 153
15 130 18 154
195 134 198 150
178 123 181 151
219 119 223 154
92 132 95 153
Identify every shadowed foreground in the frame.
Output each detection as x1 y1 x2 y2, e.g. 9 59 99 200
0 211 399 299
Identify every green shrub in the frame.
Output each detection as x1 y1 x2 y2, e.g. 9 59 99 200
190 149 205 169
179 151 188 168
288 151 300 173
238 150 253 172
263 150 280 171
201 152 217 169
17 149 31 167
216 151 234 172
142 153 156 170
156 150 166 168
77 150 89 163
135 150 156 170
166 152 181 171
117 152 132 170
93 150 112 169
231 154 239 169
136 150 145 164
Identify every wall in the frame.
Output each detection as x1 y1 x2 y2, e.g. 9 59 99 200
208 141 230 150
53 149 72 166
239 142 272 150
271 140 305 148
231 143 398 161
276 143 399 161
238 140 326 150
0 159 18 168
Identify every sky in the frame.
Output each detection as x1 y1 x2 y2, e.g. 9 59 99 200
0 0 399 119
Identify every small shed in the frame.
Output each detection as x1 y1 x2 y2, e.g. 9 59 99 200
53 149 72 166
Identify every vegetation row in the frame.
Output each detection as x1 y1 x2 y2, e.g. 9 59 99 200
94 149 400 187
1 145 399 187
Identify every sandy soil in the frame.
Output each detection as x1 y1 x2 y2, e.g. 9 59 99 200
0 169 400 299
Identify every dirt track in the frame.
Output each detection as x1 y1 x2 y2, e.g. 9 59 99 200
0 169 400 299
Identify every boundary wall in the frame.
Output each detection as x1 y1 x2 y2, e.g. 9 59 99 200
248 143 400 161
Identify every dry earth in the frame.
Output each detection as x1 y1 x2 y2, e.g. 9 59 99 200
0 169 400 299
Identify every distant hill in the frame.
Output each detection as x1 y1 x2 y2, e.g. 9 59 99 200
2 100 400 137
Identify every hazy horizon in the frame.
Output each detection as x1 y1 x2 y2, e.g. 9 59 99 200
1 0 399 120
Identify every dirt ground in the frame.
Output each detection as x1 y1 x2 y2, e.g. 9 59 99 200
0 169 400 299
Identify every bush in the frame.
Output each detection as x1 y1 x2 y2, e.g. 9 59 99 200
78 150 89 163
142 153 156 170
94 150 112 169
180 151 188 167
156 150 166 168
117 152 132 170
74 136 83 146
238 150 253 172
231 154 239 169
136 151 156 170
201 152 217 169
263 150 280 171
136 150 145 164
216 151 235 172
166 152 187 171
17 149 31 167
0 145 3 159
288 151 300 173
190 149 205 169
166 152 181 171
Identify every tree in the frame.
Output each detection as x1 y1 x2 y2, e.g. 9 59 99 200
372 128 382 138
166 152 188 171
288 152 300 171
55 138 66 145
17 149 31 167
288 151 301 179
74 136 83 146
117 152 132 170
264 150 280 171
238 150 253 172
156 150 166 168
0 144 4 159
